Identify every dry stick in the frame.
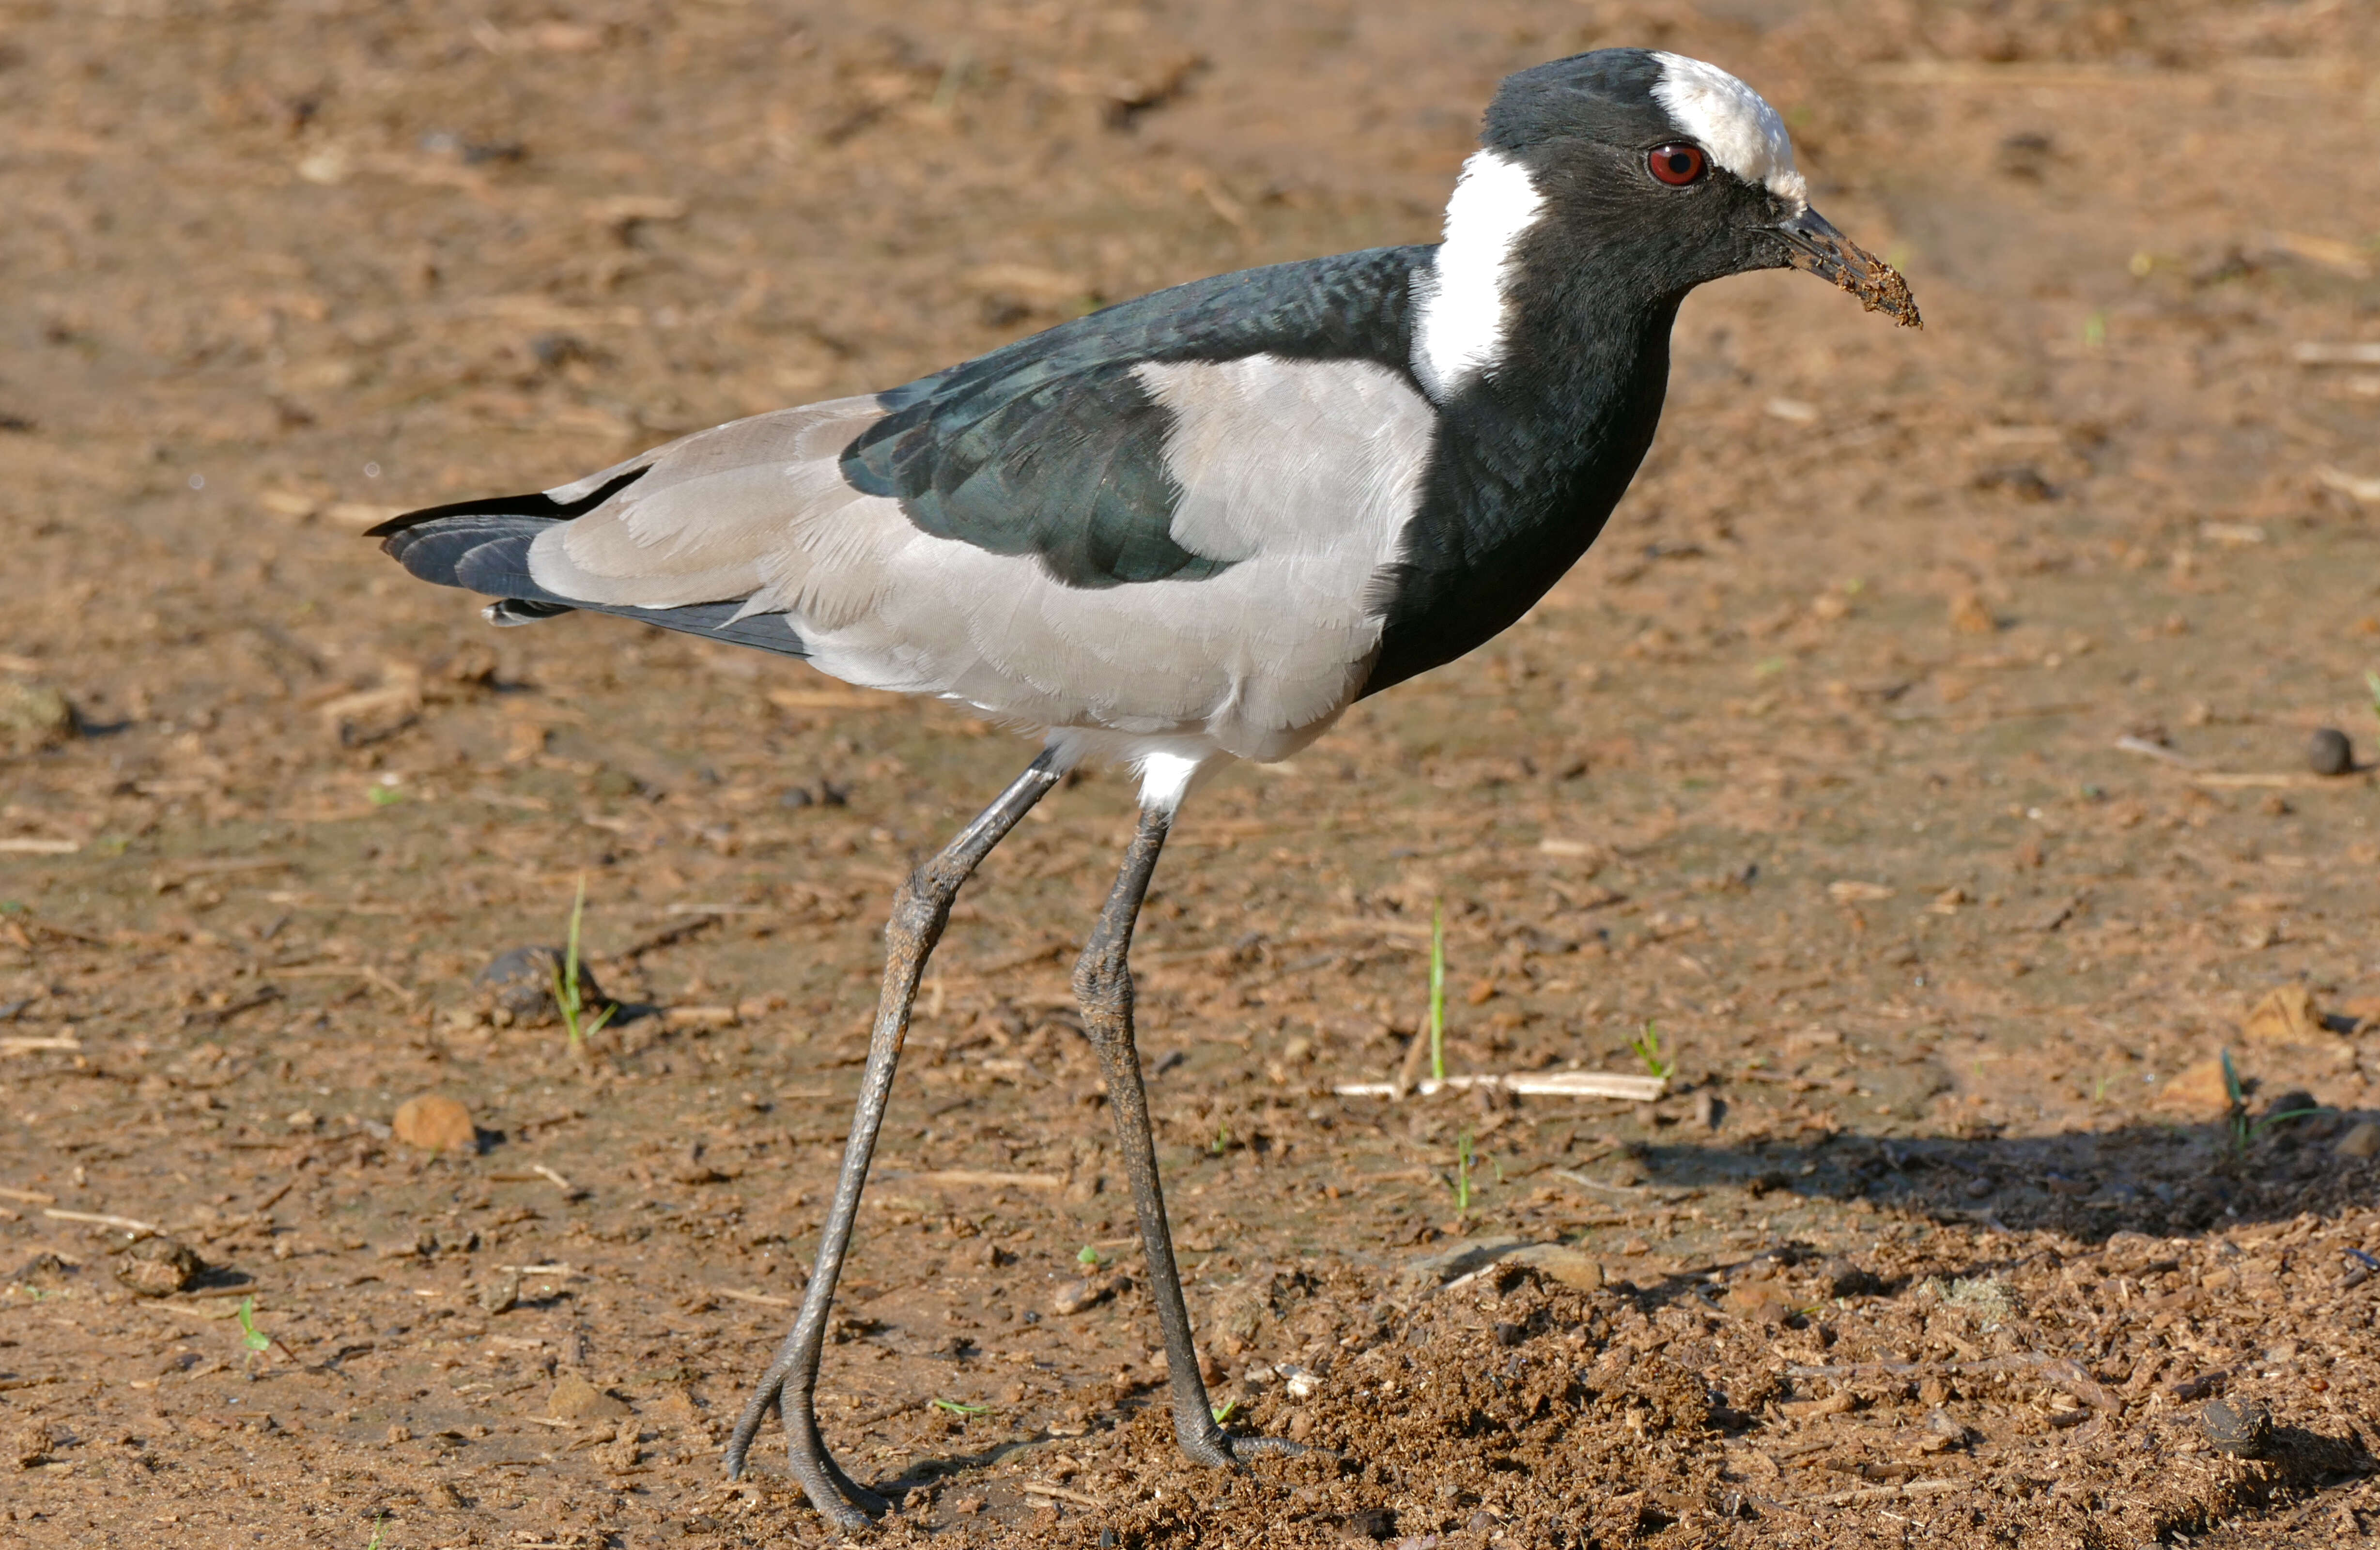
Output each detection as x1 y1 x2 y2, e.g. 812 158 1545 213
1794 1479 1963 1508
879 1168 1062 1192
0 1186 59 1205
714 1287 795 1310
1338 1071 1667 1102
252 1176 301 1213
1 1036 81 1055
43 1207 163 1235
1017 1481 1104 1508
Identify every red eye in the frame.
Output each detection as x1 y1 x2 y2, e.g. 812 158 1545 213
1648 143 1707 186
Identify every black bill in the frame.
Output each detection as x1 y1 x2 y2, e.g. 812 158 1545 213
1777 207 1921 329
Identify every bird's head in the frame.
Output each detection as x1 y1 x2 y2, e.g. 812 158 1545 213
1456 49 1918 330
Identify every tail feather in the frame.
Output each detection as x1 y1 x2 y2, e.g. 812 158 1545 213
371 475 810 660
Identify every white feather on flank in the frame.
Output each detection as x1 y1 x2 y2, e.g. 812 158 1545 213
1650 53 1807 211
1043 730 1229 817
1411 149 1545 401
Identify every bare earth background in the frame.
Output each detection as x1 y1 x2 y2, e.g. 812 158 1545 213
7 1 2380 1546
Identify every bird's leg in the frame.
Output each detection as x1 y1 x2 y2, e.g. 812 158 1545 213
1073 805 1303 1467
725 752 1063 1526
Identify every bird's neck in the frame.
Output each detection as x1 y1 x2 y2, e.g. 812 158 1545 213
1366 273 1680 696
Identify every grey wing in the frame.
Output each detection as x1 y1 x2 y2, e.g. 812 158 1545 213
399 361 1437 762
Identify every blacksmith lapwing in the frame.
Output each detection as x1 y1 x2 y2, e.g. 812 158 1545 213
373 47 1918 1526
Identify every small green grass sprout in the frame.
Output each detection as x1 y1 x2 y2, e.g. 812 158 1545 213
1428 901 1447 1083
929 1398 986 1417
553 874 616 1052
1211 1398 1239 1425
1076 1244 1102 1268
235 1295 271 1358
1453 1125 1474 1213
1630 1021 1674 1081
365 1513 386 1550
2222 1048 2329 1163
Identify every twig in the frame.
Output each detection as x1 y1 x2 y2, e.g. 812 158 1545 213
878 1168 1063 1192
531 1164 577 1193
1337 1072 1666 1102
1018 1480 1104 1508
252 1177 301 1213
1 1036 81 1055
1794 1479 1962 1507
714 1287 794 1309
1552 1169 1650 1196
0 1186 59 1205
2113 735 2197 768
43 1207 162 1235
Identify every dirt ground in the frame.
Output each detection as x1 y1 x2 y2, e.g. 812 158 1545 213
7 0 2380 1544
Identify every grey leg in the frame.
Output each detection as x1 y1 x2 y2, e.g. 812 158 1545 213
725 751 1063 1526
1073 806 1303 1467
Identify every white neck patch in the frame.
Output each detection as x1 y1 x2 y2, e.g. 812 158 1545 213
1649 52 1806 211
1411 149 1544 401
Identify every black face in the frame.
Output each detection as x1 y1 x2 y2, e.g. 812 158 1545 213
1482 49 1799 302
1482 49 1920 328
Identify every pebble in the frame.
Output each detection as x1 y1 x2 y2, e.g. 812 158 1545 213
2336 1121 2380 1161
1503 1243 1605 1292
2308 727 2355 777
0 678 77 752
479 1273 521 1315
1340 1507 1394 1542
1051 1275 1113 1316
2154 1058 2234 1118
2201 1396 2271 1458
114 1235 203 1297
474 945 608 1026
547 1372 630 1421
392 1094 477 1153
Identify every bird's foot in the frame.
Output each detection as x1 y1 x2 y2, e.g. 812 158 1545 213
1175 1418 1307 1470
786 1443 890 1531
724 1377 888 1530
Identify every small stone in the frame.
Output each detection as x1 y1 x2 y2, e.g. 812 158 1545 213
474 945 608 1027
547 1373 630 1421
1342 1506 1395 1541
0 678 77 753
479 1273 521 1315
2337 1121 2380 1161
602 1417 641 1473
2309 727 2355 777
2154 1058 2235 1118
1051 1275 1111 1316
391 1094 476 1152
1692 1090 1724 1130
1506 1244 1605 1292
386 1424 412 1444
13 1421 54 1468
114 1236 204 1297
2202 1397 2272 1458
2242 985 2323 1044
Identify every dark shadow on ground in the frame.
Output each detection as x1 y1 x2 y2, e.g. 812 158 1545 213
1627 1100 2378 1243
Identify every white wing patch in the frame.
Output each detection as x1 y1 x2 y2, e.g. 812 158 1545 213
1410 150 1545 402
1650 52 1806 211
521 359 1438 765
